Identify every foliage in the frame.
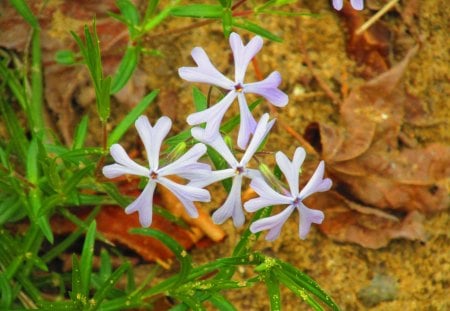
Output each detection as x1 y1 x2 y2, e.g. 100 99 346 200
0 1 339 310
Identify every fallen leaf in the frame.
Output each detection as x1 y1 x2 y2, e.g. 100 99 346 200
304 47 450 248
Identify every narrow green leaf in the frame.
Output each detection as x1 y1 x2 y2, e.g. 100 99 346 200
37 216 54 244
73 116 89 150
110 46 139 94
116 0 140 26
143 1 178 32
55 50 76 65
0 61 28 110
89 262 130 311
170 4 223 18
62 165 94 194
26 138 39 183
99 249 113 282
192 86 207 112
108 90 159 146
9 0 39 28
0 273 12 309
99 76 111 122
208 293 236 310
265 271 281 311
70 254 83 304
0 96 28 161
233 20 283 42
80 221 97 298
131 228 192 286
222 8 233 37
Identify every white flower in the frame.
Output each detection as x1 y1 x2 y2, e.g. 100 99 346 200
332 0 364 10
244 147 332 240
102 115 211 227
179 32 288 149
190 113 275 227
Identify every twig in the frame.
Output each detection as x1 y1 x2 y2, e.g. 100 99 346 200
356 0 400 35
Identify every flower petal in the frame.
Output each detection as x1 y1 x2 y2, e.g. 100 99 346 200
125 181 156 227
275 147 306 196
249 205 295 241
332 0 343 10
157 177 210 218
158 143 209 177
240 113 274 165
135 116 172 170
299 161 332 199
108 144 149 177
178 47 234 90
192 127 239 168
187 91 237 142
244 72 288 107
102 164 148 179
245 177 292 212
350 0 364 10
236 93 258 149
188 168 235 188
229 32 263 83
212 175 245 227
297 203 325 239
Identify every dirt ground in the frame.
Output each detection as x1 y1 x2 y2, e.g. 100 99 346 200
139 1 449 310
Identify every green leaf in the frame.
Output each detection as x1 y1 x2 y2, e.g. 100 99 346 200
9 0 39 28
0 96 28 161
70 254 83 305
110 46 139 94
208 293 236 310
0 273 12 309
26 138 39 184
80 221 97 298
192 86 207 112
265 271 281 311
37 216 54 244
116 0 140 28
55 50 76 65
222 8 233 37
142 1 178 32
170 4 223 18
99 249 113 282
89 262 130 311
62 165 94 194
72 115 89 150
108 90 159 146
131 228 192 287
233 20 283 42
276 261 340 310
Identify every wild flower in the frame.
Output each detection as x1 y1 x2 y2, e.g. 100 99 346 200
332 0 364 10
244 147 332 241
190 113 275 227
102 115 211 227
178 32 288 149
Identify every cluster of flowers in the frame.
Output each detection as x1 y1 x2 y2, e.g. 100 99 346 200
103 33 332 241
332 0 364 11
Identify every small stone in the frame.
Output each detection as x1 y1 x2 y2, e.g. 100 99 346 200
357 274 398 307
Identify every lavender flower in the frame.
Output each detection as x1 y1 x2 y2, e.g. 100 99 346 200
244 147 332 241
332 0 364 10
102 116 211 227
178 32 288 149
189 113 275 227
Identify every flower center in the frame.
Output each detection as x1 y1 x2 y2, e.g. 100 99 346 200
234 83 244 92
293 197 301 206
149 171 158 180
236 166 245 175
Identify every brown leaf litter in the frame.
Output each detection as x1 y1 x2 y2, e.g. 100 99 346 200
304 46 450 248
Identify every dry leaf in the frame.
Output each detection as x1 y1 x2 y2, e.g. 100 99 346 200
304 47 450 248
